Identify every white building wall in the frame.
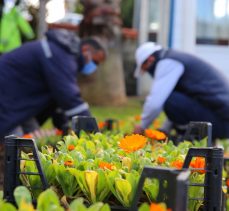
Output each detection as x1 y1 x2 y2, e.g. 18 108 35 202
173 0 229 79
172 0 196 53
138 0 229 95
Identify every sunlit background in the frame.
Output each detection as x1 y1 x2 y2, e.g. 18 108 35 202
25 0 65 23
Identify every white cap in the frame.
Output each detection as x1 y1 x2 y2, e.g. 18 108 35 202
134 42 162 78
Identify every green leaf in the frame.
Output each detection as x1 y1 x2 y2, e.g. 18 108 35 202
0 203 17 211
37 189 64 211
21 156 43 198
40 153 57 185
143 178 159 202
14 186 32 207
54 164 79 197
100 204 111 211
87 202 104 211
96 170 110 201
69 198 87 211
138 203 150 211
115 178 132 207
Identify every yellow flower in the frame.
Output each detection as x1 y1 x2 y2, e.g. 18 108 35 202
119 134 147 153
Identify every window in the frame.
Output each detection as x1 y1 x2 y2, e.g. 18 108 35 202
196 0 229 45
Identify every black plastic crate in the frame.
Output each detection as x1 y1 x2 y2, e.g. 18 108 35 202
182 121 212 147
3 135 48 204
183 147 223 211
130 167 190 211
71 116 99 137
103 118 119 131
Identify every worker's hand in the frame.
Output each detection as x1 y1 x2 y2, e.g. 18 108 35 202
22 128 63 140
133 125 144 135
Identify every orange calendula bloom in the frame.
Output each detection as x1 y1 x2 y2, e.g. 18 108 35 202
64 160 74 167
150 203 169 211
22 133 33 139
144 129 167 141
68 144 75 151
98 121 107 130
99 161 115 170
119 134 147 153
157 156 166 164
190 157 206 174
153 119 160 129
134 115 141 121
55 129 63 136
171 160 184 169
226 178 229 188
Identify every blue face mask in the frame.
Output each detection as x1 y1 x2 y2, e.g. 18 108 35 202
81 61 98 75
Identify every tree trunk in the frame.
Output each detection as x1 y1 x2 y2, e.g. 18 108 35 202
79 33 126 105
37 0 47 38
78 0 127 106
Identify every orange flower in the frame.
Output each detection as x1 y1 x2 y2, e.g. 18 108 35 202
64 160 74 167
22 133 33 139
134 115 141 121
99 161 115 170
190 157 206 174
150 203 168 211
119 134 147 153
226 178 229 188
153 119 160 129
98 121 107 130
55 129 63 136
157 156 166 164
68 144 75 151
144 129 166 141
171 160 183 169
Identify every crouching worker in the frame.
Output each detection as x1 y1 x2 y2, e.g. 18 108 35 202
0 28 106 138
133 42 229 142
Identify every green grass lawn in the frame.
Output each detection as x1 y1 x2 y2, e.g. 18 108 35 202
91 97 142 122
42 96 165 133
42 97 142 129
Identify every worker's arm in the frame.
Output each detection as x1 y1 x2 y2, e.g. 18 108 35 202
41 44 91 119
141 58 184 129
